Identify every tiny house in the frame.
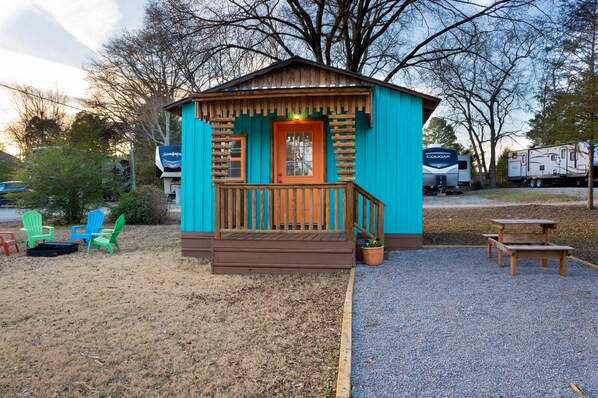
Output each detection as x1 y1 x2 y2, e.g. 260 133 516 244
165 57 439 274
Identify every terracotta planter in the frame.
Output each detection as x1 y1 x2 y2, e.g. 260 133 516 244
362 246 384 266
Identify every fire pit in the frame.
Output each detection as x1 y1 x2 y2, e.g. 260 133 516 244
26 242 79 257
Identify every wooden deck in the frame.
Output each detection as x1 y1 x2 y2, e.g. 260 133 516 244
220 232 348 241
210 182 383 274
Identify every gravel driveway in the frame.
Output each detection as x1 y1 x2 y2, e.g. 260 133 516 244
352 248 597 397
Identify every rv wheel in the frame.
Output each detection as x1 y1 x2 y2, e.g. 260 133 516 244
536 179 543 188
530 179 536 188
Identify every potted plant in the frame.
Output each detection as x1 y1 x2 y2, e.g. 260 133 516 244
362 238 384 266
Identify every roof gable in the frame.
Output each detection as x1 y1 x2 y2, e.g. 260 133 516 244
165 57 440 121
206 58 369 92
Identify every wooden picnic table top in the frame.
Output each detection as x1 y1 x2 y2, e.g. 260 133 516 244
490 219 559 226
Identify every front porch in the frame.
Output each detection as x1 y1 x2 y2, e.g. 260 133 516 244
211 182 384 274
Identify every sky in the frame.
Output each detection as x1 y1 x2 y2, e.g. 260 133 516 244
0 0 147 154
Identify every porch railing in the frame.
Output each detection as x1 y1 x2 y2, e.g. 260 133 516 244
214 182 385 241
352 183 385 241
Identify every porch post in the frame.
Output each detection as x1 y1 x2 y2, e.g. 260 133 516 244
211 116 235 184
345 183 355 240
330 112 356 182
214 183 221 239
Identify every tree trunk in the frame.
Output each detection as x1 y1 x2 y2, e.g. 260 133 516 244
165 111 171 146
130 141 137 191
589 148 596 212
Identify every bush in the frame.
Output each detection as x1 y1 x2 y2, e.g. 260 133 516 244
15 146 112 224
471 180 483 191
135 159 161 187
110 185 168 224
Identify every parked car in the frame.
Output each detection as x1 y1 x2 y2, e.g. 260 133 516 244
0 181 31 207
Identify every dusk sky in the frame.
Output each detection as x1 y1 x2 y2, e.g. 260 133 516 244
0 0 148 153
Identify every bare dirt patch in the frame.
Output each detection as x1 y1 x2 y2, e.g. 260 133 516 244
0 223 348 397
424 204 598 264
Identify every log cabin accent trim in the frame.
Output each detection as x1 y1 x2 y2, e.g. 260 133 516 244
210 116 235 183
330 112 356 182
192 87 373 122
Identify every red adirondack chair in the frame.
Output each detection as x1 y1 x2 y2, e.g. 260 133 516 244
0 232 19 256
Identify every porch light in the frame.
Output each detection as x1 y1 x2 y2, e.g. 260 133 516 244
293 114 301 120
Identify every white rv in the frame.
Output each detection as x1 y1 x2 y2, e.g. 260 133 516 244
155 146 182 199
458 155 471 186
508 142 598 187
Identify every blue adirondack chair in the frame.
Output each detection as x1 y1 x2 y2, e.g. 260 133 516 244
70 210 105 243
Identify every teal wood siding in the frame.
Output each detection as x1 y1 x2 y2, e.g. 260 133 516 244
181 103 214 232
354 86 423 234
181 87 423 235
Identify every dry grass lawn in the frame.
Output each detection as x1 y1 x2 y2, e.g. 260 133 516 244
0 221 348 397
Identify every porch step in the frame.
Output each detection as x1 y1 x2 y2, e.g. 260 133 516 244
211 237 356 274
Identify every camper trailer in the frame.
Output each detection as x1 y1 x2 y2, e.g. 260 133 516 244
458 154 471 186
155 146 182 199
508 142 598 187
423 145 459 193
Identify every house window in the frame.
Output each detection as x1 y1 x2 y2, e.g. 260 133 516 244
285 131 313 176
226 135 247 181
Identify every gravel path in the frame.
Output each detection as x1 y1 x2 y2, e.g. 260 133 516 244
352 248 597 397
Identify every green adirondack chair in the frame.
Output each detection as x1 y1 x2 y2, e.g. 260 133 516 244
21 210 55 248
87 214 125 254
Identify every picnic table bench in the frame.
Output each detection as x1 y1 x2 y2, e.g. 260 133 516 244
483 220 573 276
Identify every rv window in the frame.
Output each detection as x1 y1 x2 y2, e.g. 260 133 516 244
522 155 526 164
550 154 557 161
561 148 567 159
458 160 468 170
570 151 577 161
511 153 517 159
540 165 545 171
226 135 247 182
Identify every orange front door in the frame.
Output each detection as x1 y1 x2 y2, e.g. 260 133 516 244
273 120 325 184
273 120 325 227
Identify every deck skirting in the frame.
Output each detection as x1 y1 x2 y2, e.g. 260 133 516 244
181 232 422 274
181 232 213 259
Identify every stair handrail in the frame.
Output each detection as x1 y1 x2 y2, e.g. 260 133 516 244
351 183 385 242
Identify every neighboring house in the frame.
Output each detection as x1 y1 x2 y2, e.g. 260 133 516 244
165 57 439 274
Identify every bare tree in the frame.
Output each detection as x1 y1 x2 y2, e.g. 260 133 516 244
429 23 536 187
157 0 536 80
4 84 67 155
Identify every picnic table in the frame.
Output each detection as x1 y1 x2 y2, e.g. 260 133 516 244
484 219 572 276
